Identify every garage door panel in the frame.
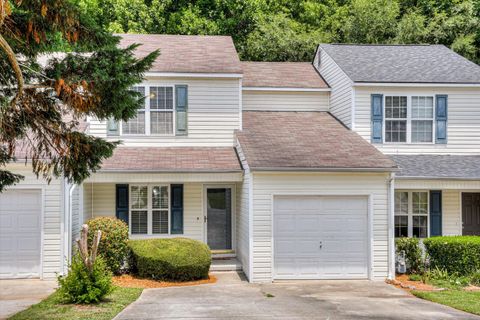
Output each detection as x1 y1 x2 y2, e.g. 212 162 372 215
274 195 368 280
0 190 42 279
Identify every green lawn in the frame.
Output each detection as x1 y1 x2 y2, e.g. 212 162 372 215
413 290 480 316
9 287 142 320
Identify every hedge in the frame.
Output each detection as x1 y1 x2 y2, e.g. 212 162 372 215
128 238 211 281
395 237 423 273
87 217 129 274
423 236 480 276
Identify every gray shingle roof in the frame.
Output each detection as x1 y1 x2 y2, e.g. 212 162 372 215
236 111 397 171
391 155 480 179
319 44 480 84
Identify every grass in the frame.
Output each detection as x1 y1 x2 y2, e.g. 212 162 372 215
9 286 142 320
413 290 480 316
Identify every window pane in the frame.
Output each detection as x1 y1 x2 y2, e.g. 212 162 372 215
131 210 148 234
385 96 407 119
151 112 173 134
150 87 173 110
152 186 168 209
395 216 408 237
152 210 169 234
395 192 408 215
131 186 148 209
385 120 407 142
123 111 145 134
413 192 428 215
412 96 433 119
412 120 433 143
413 216 428 238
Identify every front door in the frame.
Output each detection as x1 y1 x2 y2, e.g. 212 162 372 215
463 193 480 235
206 188 232 250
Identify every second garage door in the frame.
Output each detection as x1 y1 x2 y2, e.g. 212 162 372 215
273 195 369 280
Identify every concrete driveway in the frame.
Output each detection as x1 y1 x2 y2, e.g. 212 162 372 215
0 279 56 320
115 272 479 320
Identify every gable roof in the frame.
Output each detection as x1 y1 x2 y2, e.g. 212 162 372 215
241 62 328 89
319 44 480 84
99 147 241 172
391 154 480 179
236 111 397 171
118 34 242 74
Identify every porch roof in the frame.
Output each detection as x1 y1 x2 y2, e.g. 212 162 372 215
391 154 480 179
98 147 242 173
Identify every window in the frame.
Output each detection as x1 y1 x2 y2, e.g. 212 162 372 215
122 86 175 135
394 191 429 238
129 185 170 235
384 95 435 143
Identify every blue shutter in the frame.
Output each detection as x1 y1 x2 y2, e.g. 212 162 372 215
371 94 383 143
430 190 442 236
435 95 448 144
175 85 188 136
170 184 184 234
116 184 129 225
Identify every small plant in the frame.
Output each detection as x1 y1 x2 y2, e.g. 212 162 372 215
408 274 422 282
58 225 113 303
425 267 470 289
470 270 480 286
87 217 129 274
395 237 423 274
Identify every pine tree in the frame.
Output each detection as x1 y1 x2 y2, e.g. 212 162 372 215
0 0 159 191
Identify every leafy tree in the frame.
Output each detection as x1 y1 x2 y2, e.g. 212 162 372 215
0 0 159 191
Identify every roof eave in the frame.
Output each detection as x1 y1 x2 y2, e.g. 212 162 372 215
250 166 399 173
395 175 480 181
353 82 480 87
242 87 331 92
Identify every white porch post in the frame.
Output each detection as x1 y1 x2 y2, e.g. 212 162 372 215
387 172 396 280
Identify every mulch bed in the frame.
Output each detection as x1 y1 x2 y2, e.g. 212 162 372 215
113 274 217 288
386 274 438 292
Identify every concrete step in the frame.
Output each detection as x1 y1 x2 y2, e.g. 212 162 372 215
210 258 242 272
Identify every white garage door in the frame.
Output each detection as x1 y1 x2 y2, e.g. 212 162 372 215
274 195 369 280
0 189 42 278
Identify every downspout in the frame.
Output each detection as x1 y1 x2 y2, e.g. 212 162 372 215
387 172 395 280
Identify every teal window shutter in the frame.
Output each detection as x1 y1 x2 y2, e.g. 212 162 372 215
435 95 448 144
430 190 442 236
371 94 383 143
175 85 188 136
170 184 184 234
116 184 129 225
107 118 119 136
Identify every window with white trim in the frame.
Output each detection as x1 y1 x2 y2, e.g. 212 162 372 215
130 185 170 235
122 86 175 136
394 191 429 238
384 95 435 143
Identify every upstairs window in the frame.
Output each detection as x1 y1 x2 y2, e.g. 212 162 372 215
122 86 175 136
383 95 435 143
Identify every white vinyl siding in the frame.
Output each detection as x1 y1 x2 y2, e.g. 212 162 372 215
71 186 81 250
317 49 353 127
2 164 64 279
242 91 329 111
355 86 480 154
235 142 251 280
250 172 390 283
88 78 241 147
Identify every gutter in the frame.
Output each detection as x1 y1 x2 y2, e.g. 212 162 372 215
395 176 480 181
96 169 243 174
250 167 399 173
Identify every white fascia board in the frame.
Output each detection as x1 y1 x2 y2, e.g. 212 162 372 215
353 82 480 88
144 72 243 78
242 87 331 92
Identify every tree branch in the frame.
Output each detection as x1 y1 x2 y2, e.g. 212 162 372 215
0 34 24 100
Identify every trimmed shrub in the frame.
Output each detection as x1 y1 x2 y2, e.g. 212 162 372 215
395 237 423 273
471 270 480 286
423 236 480 276
87 217 129 274
128 238 211 281
57 253 113 304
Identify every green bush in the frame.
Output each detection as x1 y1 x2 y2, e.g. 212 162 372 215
471 271 480 286
395 237 423 273
128 238 211 281
87 217 129 274
423 236 480 276
57 254 113 304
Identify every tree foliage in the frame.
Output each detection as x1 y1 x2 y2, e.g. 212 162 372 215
79 0 480 64
0 0 158 191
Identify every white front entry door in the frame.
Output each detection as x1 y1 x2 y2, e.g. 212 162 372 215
273 195 369 280
0 189 42 278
